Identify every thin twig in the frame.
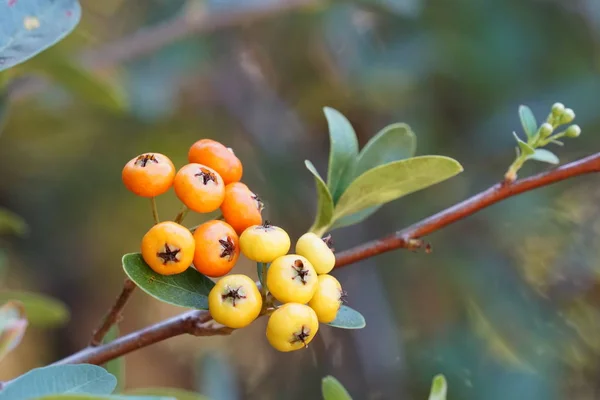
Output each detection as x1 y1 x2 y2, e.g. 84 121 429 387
89 278 137 346
334 152 600 268
54 152 600 366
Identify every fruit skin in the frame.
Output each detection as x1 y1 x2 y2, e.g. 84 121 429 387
188 139 243 185
221 182 263 235
266 303 319 352
122 153 175 198
295 232 335 275
308 274 343 323
141 221 195 275
173 163 225 213
239 223 290 263
208 274 262 329
193 220 239 277
266 254 318 304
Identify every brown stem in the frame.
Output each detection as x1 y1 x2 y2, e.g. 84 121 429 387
57 310 232 365
55 152 600 366
334 152 600 268
89 278 137 346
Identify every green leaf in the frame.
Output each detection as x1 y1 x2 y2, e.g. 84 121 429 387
36 395 173 400
256 262 267 290
518 105 537 140
327 305 366 329
0 301 27 361
125 388 208 400
332 156 463 222
527 149 559 165
122 253 214 310
428 374 447 400
0 0 81 72
25 52 127 112
196 352 238 400
0 364 116 400
305 160 335 235
321 376 352 400
0 207 28 236
332 123 417 229
104 326 125 393
512 132 534 156
0 290 69 327
0 89 9 137
323 107 359 201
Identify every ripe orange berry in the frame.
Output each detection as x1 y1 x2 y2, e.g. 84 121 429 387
122 153 175 198
174 164 225 213
188 139 243 185
220 182 263 235
192 220 240 277
141 221 195 275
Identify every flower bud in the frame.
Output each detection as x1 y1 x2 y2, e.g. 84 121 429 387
551 102 565 117
539 122 553 138
560 108 575 124
565 125 581 138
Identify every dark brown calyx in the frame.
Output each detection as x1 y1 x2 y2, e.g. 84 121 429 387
258 220 272 231
291 259 310 285
195 168 218 185
322 234 335 252
222 286 246 307
219 236 236 261
157 244 181 264
339 289 348 304
291 325 311 348
251 193 264 213
135 154 158 167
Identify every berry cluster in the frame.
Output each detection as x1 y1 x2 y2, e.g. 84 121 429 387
122 139 344 352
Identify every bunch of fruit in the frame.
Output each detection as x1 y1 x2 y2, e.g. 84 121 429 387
121 139 345 352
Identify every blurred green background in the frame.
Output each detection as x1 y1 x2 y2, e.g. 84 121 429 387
1 0 600 399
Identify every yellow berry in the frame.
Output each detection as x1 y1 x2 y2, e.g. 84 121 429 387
208 274 262 329
266 303 319 352
266 255 317 304
308 274 343 323
239 222 290 263
295 232 335 274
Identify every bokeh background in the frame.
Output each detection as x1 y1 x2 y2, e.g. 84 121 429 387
1 0 600 399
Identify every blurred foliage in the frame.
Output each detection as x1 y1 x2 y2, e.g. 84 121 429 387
0 0 599 399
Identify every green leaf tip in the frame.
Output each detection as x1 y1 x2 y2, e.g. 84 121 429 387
428 374 447 400
327 305 366 329
518 105 537 140
322 375 352 400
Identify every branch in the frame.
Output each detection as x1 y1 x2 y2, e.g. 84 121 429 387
55 310 232 366
334 152 600 268
55 152 600 366
89 278 137 346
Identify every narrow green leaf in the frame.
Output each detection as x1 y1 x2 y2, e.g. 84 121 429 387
527 149 559 165
125 388 208 400
332 123 417 229
0 364 116 400
327 305 366 329
518 105 537 140
305 160 335 235
37 395 173 400
323 107 359 201
512 132 534 156
122 253 214 310
332 156 463 222
0 301 27 361
322 376 352 400
103 326 125 393
0 290 69 327
0 207 28 236
256 263 267 290
26 53 127 112
0 0 81 72
428 374 447 400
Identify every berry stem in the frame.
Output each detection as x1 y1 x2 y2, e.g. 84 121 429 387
150 197 160 225
174 205 189 224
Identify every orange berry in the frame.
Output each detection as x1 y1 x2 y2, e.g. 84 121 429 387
188 139 243 185
193 220 240 277
141 221 195 275
174 164 225 213
122 153 175 198
220 182 263 235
